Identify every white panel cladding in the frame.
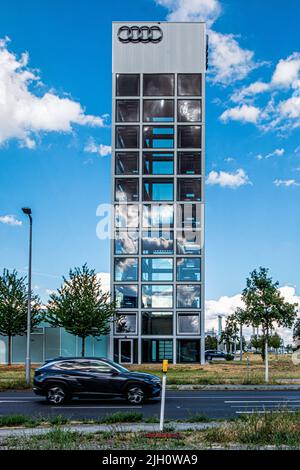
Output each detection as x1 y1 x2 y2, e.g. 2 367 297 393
112 22 206 73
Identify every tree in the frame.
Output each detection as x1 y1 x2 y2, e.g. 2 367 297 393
46 264 116 356
269 332 282 355
249 334 262 353
236 267 298 382
219 314 239 353
205 335 218 350
0 269 42 365
293 318 300 341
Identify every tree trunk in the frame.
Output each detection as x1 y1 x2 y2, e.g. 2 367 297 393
8 335 12 366
265 337 269 382
81 337 85 357
240 324 243 362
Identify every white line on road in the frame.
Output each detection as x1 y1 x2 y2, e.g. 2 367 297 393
225 400 300 404
230 404 300 408
236 410 297 414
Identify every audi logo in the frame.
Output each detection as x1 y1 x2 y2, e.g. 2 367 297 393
118 26 163 44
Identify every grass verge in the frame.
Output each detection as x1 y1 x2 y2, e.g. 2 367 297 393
2 411 300 450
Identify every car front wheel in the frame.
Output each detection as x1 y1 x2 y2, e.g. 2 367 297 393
126 386 144 405
46 385 67 405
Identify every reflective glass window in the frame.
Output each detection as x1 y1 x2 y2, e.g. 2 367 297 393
177 285 201 308
142 285 173 309
115 204 139 228
143 126 174 149
143 179 173 201
178 126 201 149
176 230 202 254
142 312 173 335
115 313 137 334
178 152 201 175
116 100 139 122
114 285 138 309
142 339 173 363
177 178 201 202
114 258 138 282
116 126 139 149
142 258 173 281
142 230 174 254
143 204 173 228
177 313 200 334
115 178 139 202
177 339 200 363
177 204 202 229
178 100 201 122
178 74 202 96
116 74 140 96
143 74 174 96
143 100 174 122
115 231 139 254
143 152 173 175
115 152 139 175
177 257 201 281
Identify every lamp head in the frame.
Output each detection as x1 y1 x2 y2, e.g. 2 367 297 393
22 207 32 215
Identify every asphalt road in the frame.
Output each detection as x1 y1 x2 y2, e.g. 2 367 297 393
1 390 300 420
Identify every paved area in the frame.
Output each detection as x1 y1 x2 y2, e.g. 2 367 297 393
1 390 300 420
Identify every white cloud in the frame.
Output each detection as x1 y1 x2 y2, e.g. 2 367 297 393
155 0 221 26
0 214 22 226
0 38 106 149
231 81 270 103
228 53 300 132
220 104 260 124
271 53 300 88
273 179 300 187
279 96 300 120
96 272 110 293
256 148 285 160
84 138 111 157
206 168 251 188
209 30 258 85
206 286 300 344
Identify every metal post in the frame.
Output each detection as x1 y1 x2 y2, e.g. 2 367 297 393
265 338 269 382
159 360 168 432
22 209 32 385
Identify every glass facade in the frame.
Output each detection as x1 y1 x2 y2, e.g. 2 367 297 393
112 64 204 363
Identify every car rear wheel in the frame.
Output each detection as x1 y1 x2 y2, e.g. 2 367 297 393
46 384 67 405
126 386 144 405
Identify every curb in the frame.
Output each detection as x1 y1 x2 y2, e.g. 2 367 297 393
166 384 300 391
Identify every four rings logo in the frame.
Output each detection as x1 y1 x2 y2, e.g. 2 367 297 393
118 26 163 44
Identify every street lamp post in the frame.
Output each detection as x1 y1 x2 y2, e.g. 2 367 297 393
22 207 32 385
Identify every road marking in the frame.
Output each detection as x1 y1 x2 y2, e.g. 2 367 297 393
0 400 31 403
230 404 300 408
225 400 300 403
236 410 298 414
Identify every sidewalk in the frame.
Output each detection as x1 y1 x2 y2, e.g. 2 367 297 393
0 421 221 438
167 384 300 391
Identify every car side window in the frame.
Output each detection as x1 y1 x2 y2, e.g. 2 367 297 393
79 361 113 373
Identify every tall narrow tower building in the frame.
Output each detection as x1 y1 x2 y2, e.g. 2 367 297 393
111 22 207 364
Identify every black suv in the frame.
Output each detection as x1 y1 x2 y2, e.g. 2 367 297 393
33 357 161 405
205 350 234 361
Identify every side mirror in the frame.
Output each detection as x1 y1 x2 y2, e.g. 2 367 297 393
111 369 120 376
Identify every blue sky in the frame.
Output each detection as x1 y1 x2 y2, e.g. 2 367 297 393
0 0 300 331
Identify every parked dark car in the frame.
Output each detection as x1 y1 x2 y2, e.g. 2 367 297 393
205 350 234 362
33 357 161 405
